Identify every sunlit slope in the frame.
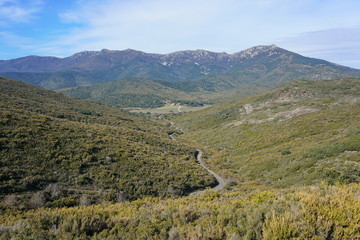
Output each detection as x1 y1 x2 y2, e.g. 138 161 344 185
0 77 216 208
174 78 360 187
1 184 359 239
1 77 359 240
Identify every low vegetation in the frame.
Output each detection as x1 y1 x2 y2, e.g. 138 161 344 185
0 77 216 209
1 183 359 239
173 78 360 187
58 78 203 108
1 77 359 239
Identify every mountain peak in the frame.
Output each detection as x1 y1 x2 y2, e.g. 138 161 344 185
69 48 147 58
248 44 279 51
121 48 146 54
70 50 100 58
234 44 281 58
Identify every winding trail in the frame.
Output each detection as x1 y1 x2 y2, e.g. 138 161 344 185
167 121 226 196
189 149 226 196
178 106 183 112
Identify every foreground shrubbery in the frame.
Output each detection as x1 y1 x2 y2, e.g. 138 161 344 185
0 183 359 239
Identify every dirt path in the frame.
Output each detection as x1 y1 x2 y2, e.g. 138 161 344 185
189 149 226 196
167 121 226 195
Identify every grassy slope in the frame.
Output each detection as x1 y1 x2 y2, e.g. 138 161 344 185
173 78 360 187
0 77 216 208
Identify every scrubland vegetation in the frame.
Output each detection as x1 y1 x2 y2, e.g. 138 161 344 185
1 184 359 239
1 77 360 239
174 79 360 187
0 77 215 209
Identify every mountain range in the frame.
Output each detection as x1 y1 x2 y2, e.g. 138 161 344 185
1 45 360 109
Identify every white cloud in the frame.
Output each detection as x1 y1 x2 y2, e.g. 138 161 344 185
0 31 29 45
0 0 43 23
277 26 360 68
53 0 360 54
0 31 39 59
2 0 359 69
55 0 233 52
54 0 293 53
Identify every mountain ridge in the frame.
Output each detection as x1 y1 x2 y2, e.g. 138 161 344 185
1 45 358 75
2 45 360 108
0 45 284 72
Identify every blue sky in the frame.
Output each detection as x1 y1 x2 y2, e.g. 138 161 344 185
0 0 360 68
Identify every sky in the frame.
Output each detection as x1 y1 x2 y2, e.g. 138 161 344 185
0 0 359 68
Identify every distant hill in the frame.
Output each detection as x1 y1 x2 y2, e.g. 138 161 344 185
0 77 216 208
1 45 360 91
173 78 360 187
58 78 201 108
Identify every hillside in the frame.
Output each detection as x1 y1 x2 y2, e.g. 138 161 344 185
58 78 201 108
1 77 359 239
0 77 216 208
173 78 360 187
1 45 360 91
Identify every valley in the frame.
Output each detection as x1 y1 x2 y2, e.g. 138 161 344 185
127 103 211 114
1 46 360 239
0 77 217 207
